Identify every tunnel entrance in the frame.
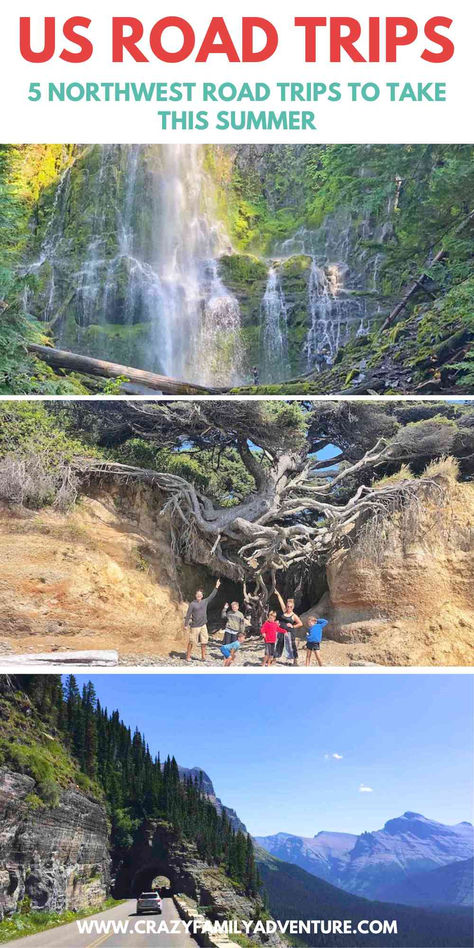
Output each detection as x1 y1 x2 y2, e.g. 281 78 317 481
131 866 172 897
113 820 199 902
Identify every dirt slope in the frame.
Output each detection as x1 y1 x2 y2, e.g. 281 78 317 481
0 493 187 656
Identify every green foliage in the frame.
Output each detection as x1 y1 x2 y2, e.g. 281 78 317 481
265 401 307 446
8 677 262 899
0 682 101 809
0 899 125 944
102 375 129 394
0 401 92 465
111 439 255 506
0 145 82 393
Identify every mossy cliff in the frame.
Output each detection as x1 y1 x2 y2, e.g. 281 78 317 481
0 144 472 391
0 685 109 921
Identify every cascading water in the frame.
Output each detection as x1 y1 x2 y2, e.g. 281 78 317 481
260 267 290 382
199 260 243 385
27 144 243 385
305 261 368 368
148 145 242 383
306 262 341 364
24 146 396 385
22 161 73 322
277 222 371 370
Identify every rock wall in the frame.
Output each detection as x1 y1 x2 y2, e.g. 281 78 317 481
305 478 474 665
0 768 109 919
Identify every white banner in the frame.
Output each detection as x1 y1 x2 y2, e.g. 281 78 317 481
1 0 473 143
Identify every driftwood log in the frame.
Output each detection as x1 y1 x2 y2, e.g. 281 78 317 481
1 650 119 666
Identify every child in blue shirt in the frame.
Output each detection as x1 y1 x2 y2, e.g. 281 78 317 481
220 632 245 666
305 616 328 666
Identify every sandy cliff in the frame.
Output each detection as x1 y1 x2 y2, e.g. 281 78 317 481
306 474 474 665
0 486 186 657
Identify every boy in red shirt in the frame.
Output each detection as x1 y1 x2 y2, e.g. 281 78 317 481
260 610 286 666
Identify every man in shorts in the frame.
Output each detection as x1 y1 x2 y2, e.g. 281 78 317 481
185 579 220 662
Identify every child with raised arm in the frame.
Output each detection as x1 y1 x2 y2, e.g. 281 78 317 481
305 615 328 666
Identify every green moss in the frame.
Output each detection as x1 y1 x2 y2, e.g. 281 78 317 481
60 318 151 368
218 254 268 328
24 793 46 811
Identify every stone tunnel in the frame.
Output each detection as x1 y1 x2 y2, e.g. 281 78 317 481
113 820 198 901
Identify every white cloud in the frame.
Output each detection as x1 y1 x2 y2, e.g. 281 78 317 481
324 753 344 760
359 783 374 793
332 753 343 760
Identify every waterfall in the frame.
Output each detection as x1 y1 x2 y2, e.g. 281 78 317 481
28 144 242 385
199 261 243 385
22 162 73 321
76 145 116 329
305 261 368 367
276 223 371 371
306 262 340 364
260 267 290 382
147 144 241 382
24 146 389 385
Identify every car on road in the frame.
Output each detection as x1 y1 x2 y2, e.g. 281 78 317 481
136 891 163 915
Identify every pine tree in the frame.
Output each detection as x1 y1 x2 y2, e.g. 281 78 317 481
14 676 262 896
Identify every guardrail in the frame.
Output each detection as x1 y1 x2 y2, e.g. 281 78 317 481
173 894 242 948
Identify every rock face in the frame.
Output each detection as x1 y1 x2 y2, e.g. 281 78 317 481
0 768 109 919
179 767 247 834
256 813 474 903
114 820 241 907
305 478 474 666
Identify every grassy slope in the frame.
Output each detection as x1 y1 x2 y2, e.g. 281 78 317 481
0 899 125 945
0 686 101 807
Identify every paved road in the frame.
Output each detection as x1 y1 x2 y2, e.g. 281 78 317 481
7 898 198 948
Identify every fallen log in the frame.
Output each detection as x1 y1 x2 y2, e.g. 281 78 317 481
0 650 119 666
28 343 227 395
380 208 474 332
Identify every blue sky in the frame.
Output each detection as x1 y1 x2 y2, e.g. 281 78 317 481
77 674 473 838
